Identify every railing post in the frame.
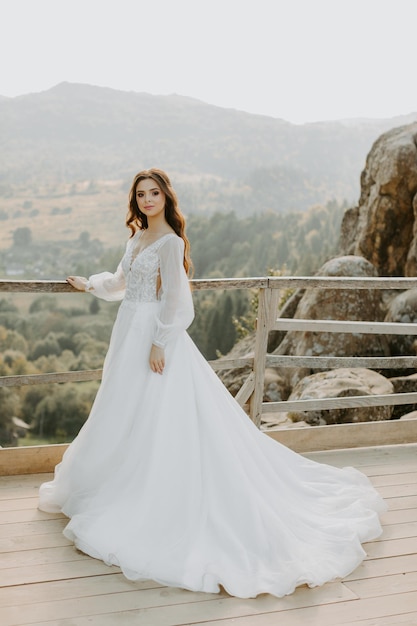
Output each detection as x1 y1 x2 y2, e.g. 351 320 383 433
250 287 274 428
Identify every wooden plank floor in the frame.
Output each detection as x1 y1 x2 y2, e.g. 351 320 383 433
1 444 416 626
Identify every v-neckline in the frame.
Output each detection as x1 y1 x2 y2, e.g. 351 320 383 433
130 232 174 267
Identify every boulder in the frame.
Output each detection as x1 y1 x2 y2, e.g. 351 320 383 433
216 333 254 396
389 372 417 393
388 372 417 419
261 413 311 431
287 368 394 425
263 368 290 402
339 122 417 276
399 410 417 420
384 288 417 355
216 335 290 402
274 255 389 387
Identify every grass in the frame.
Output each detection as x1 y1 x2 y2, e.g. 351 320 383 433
18 434 71 447
1 180 127 249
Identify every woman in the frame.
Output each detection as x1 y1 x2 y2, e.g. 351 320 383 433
39 168 386 599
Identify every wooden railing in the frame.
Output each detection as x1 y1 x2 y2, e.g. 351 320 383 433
1 276 417 473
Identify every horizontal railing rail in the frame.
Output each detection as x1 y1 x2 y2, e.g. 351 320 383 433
0 357 255 388
273 318 417 334
2 275 417 292
266 355 417 368
262 392 417 413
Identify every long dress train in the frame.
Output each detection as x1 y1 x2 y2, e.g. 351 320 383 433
39 232 386 598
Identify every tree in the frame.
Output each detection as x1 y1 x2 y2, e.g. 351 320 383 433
29 333 62 360
217 294 237 355
0 299 18 313
0 330 28 353
89 298 100 315
78 231 90 247
29 295 57 314
21 386 53 426
2 350 35 375
33 384 96 439
0 387 21 445
206 308 222 360
12 227 32 248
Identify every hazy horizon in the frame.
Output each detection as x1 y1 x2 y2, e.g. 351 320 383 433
1 80 416 127
1 0 416 124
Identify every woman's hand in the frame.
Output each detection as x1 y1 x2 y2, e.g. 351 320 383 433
67 276 89 292
149 344 165 374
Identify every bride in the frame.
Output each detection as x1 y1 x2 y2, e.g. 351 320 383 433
39 168 386 599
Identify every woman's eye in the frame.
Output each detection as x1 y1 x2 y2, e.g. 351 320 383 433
152 191 159 196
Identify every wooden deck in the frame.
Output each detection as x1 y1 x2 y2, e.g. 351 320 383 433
1 444 417 626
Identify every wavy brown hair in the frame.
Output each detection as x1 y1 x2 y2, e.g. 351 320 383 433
126 168 192 275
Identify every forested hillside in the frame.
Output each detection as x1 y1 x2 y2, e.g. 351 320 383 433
1 82 416 213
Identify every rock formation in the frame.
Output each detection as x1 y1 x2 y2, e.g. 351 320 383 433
339 122 417 276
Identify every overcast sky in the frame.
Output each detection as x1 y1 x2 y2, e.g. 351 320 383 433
1 0 415 124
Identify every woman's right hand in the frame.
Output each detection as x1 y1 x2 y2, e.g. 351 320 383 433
67 276 89 292
149 344 165 374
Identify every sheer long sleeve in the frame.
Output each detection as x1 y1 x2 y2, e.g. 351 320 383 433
153 237 194 348
87 261 126 302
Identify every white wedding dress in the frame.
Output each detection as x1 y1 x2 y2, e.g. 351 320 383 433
39 231 386 598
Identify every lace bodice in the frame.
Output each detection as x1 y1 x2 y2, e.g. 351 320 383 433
87 232 194 348
122 233 175 304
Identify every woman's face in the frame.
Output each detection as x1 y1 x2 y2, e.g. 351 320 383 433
136 178 166 220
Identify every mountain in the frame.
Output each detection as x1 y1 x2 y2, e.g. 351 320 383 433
0 82 416 210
